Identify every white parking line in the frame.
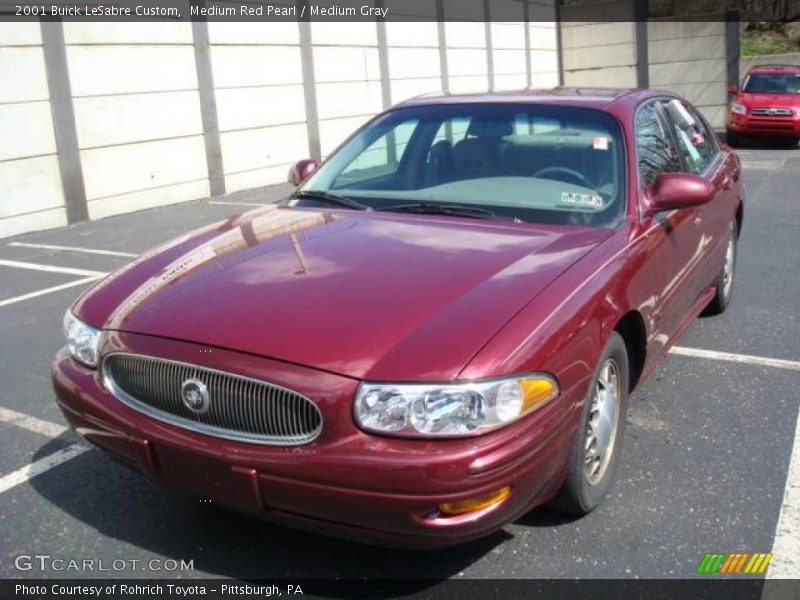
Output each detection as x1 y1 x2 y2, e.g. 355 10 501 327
766 406 800 580
0 259 107 278
0 275 103 308
670 346 800 372
0 406 67 438
0 405 86 495
0 444 89 495
8 242 137 258
667 346 800 585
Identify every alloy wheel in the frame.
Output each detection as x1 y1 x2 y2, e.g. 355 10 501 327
722 232 735 300
584 359 621 486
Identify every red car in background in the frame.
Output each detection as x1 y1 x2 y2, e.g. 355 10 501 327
727 64 800 146
53 88 743 547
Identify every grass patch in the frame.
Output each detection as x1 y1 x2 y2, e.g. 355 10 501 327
741 28 800 56
742 35 789 56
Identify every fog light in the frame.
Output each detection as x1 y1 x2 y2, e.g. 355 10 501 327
438 486 511 516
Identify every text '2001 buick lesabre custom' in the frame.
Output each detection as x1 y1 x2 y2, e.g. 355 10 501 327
53 88 743 547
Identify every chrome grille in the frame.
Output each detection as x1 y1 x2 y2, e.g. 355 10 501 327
103 353 322 445
751 107 793 116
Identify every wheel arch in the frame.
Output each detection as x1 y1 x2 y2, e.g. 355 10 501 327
736 199 744 235
613 310 647 393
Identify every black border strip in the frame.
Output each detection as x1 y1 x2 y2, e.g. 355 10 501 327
2 578 796 600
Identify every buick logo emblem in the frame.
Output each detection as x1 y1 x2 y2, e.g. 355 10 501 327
181 379 210 414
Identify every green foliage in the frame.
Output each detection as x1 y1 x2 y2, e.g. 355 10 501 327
741 28 799 55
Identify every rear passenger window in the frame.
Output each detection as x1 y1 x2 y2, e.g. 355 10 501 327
635 102 681 186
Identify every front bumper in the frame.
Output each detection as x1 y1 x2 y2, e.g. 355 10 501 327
727 112 800 137
52 334 581 548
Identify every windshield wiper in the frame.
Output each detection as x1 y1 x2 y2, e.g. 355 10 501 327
375 202 496 220
291 190 368 211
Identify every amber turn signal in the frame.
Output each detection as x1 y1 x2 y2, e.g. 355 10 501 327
520 378 558 413
438 486 511 516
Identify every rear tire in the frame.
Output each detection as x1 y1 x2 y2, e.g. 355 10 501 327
703 221 737 316
552 332 629 515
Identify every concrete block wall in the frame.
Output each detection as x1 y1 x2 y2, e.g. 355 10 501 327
490 0 528 91
444 1 490 94
0 23 65 238
209 21 309 192
313 20 383 157
529 3 559 89
63 23 209 220
561 22 637 87
648 19 727 128
558 1 733 130
385 21 443 102
560 0 637 88
0 11 560 240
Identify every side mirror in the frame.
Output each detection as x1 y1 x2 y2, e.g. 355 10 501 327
727 82 739 95
646 173 715 216
287 159 319 186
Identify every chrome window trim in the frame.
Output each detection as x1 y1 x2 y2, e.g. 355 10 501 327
102 352 323 446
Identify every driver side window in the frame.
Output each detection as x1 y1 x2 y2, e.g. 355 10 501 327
635 101 681 186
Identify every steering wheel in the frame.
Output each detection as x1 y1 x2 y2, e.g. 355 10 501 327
532 166 593 188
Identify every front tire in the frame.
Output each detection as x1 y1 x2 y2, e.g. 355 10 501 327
726 131 741 147
553 332 629 515
703 221 737 315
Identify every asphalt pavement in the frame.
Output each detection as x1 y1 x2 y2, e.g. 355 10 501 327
0 147 798 584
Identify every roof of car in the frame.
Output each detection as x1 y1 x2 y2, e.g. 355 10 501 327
748 64 800 74
396 87 666 110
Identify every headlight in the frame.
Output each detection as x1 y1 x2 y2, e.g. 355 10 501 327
63 310 101 368
354 375 559 438
731 102 747 116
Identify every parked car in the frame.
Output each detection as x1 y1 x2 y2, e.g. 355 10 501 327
727 64 800 146
53 88 743 547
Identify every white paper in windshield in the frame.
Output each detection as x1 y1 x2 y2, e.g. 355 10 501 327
559 191 603 210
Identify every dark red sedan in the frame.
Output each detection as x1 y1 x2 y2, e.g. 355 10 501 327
53 88 743 547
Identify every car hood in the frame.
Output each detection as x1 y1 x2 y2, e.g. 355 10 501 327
740 92 800 107
76 206 612 380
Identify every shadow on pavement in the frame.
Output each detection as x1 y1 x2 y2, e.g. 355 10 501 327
728 136 798 150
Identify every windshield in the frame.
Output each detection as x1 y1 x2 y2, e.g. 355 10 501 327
743 72 800 94
297 103 626 227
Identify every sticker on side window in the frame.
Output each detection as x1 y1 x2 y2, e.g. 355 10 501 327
593 136 609 150
560 191 603 210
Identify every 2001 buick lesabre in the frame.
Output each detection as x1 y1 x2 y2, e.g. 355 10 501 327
53 88 743 547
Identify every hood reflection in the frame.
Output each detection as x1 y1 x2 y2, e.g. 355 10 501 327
107 207 332 329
